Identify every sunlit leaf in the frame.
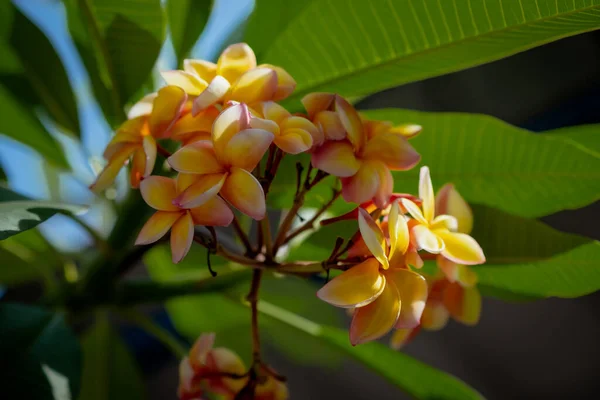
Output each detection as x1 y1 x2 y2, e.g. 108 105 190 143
254 0 600 109
0 186 87 240
167 0 211 66
364 109 600 218
546 123 600 156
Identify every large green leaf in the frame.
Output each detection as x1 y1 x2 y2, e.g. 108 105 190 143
9 7 80 136
0 186 87 240
254 0 600 109
0 304 82 400
167 0 211 66
78 315 145 400
364 109 600 217
0 228 62 286
63 0 165 125
0 84 69 168
546 123 600 156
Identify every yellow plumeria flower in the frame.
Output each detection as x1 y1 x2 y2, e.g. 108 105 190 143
317 201 428 345
306 93 421 207
401 166 486 265
161 43 296 116
136 175 233 263
91 86 187 191
167 103 273 220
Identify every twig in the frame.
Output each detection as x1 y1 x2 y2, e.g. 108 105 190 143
156 143 172 158
232 215 254 255
282 189 341 245
247 269 263 364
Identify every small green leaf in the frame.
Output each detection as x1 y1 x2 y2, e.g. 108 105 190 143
78 314 145 400
0 304 82 400
364 109 600 218
9 7 80 136
167 0 212 66
0 186 87 240
546 123 600 156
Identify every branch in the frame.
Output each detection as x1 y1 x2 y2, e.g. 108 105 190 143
282 189 341 245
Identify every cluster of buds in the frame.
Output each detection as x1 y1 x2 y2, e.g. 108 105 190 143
91 43 486 397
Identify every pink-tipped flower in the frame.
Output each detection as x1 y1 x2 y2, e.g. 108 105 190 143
136 175 233 263
166 103 273 220
90 86 187 192
305 94 421 207
317 202 428 345
161 43 296 116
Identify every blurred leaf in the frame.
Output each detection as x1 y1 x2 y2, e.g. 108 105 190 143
0 304 81 400
364 109 600 218
78 314 145 400
63 0 165 125
257 301 483 399
0 228 62 286
168 0 211 66
0 186 87 240
285 219 356 262
0 84 68 168
244 0 314 59
9 6 80 136
255 0 600 109
546 123 600 156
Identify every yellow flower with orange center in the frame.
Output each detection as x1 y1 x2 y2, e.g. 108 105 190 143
304 93 421 207
317 201 428 345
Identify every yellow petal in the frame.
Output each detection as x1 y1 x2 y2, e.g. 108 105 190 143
316 258 385 308
130 149 146 188
411 225 444 254
212 103 251 160
443 282 481 325
314 110 346 141
173 173 227 209
362 133 420 171
436 230 485 265
389 124 422 139
420 300 450 331
220 167 266 220
170 211 194 263
168 141 224 174
385 268 428 329
189 196 234 227
430 215 458 231
334 95 365 151
140 176 179 211
400 198 427 225
104 125 142 159
435 183 473 234
372 160 393 208
275 129 312 154
259 101 291 124
142 135 157 177
301 92 335 119
390 328 418 350
259 64 296 101
207 347 248 393
183 59 217 82
281 116 319 146
128 92 156 119
227 67 278 104
149 85 187 138
176 173 200 193
171 106 220 139
310 140 360 177
358 208 389 269
90 144 137 192
216 43 256 83
388 200 409 260
160 70 208 96
341 160 380 205
192 75 230 115
135 211 181 245
225 129 274 170
419 166 435 223
350 280 400 345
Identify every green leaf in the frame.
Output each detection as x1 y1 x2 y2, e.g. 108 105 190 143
63 0 165 125
0 304 82 400
0 84 69 168
167 0 211 66
363 109 600 218
9 7 80 136
285 219 357 262
256 0 600 109
0 228 62 286
0 186 87 240
546 123 600 156
257 301 482 400
78 314 145 400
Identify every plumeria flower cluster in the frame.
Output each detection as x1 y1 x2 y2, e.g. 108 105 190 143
91 42 486 398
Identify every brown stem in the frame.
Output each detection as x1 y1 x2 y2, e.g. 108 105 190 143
193 235 263 267
232 215 254 255
247 269 263 363
156 143 172 158
282 189 341 245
